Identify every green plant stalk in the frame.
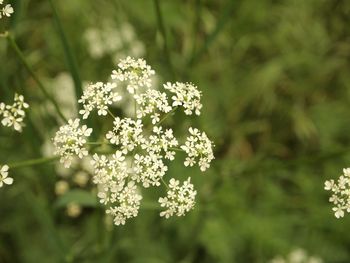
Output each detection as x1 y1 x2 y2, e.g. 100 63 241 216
107 109 116 119
158 106 178 125
153 0 175 78
48 0 83 106
187 1 237 67
3 32 68 122
8 156 59 169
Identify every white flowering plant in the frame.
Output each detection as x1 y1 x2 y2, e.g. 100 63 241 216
52 56 214 225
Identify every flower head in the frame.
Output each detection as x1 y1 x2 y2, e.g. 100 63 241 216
181 127 214 171
0 93 29 132
0 165 13 188
325 168 350 218
135 89 172 124
53 119 92 168
164 82 202 115
79 82 122 119
105 181 142 225
53 57 213 226
106 117 144 154
159 177 196 218
111 56 155 94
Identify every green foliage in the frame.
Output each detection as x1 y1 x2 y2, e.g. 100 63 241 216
1 0 350 262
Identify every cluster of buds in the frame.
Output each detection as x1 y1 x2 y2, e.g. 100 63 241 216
53 57 214 225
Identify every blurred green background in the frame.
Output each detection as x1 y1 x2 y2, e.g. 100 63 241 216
1 0 350 262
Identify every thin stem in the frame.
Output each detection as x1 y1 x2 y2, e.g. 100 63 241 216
48 0 83 105
153 0 175 78
187 1 237 67
107 109 116 119
158 106 178 125
8 156 59 169
2 32 67 122
169 147 184 152
86 141 111 146
134 92 137 119
161 177 169 190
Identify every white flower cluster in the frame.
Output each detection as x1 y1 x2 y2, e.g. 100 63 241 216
53 119 92 168
324 168 350 218
0 93 29 132
53 57 214 226
111 56 155 94
159 178 196 218
0 164 13 188
79 82 121 119
181 127 214 171
0 1 13 19
135 89 172 124
106 117 144 153
84 21 145 61
164 82 202 115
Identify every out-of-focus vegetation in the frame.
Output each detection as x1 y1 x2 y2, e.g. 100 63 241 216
1 0 350 262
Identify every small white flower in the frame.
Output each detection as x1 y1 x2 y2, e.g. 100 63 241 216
111 56 155 94
134 89 171 123
163 82 202 115
0 2 14 19
78 82 122 119
105 181 142 225
181 127 214 171
0 165 13 188
53 119 92 168
325 168 350 218
2 4 13 17
106 117 144 154
0 94 29 132
159 177 196 218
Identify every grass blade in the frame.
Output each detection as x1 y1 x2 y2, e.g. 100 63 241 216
48 0 83 106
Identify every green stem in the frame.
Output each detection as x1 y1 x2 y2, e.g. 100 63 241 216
48 0 83 106
153 0 175 78
169 147 184 152
158 106 178 125
107 109 116 119
8 156 59 169
3 32 67 122
160 177 169 190
86 142 110 145
187 1 237 67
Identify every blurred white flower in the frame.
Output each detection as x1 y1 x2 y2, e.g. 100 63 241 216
84 21 145 61
55 180 69 195
66 202 82 218
48 72 77 120
0 2 14 18
0 165 13 188
270 248 323 263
